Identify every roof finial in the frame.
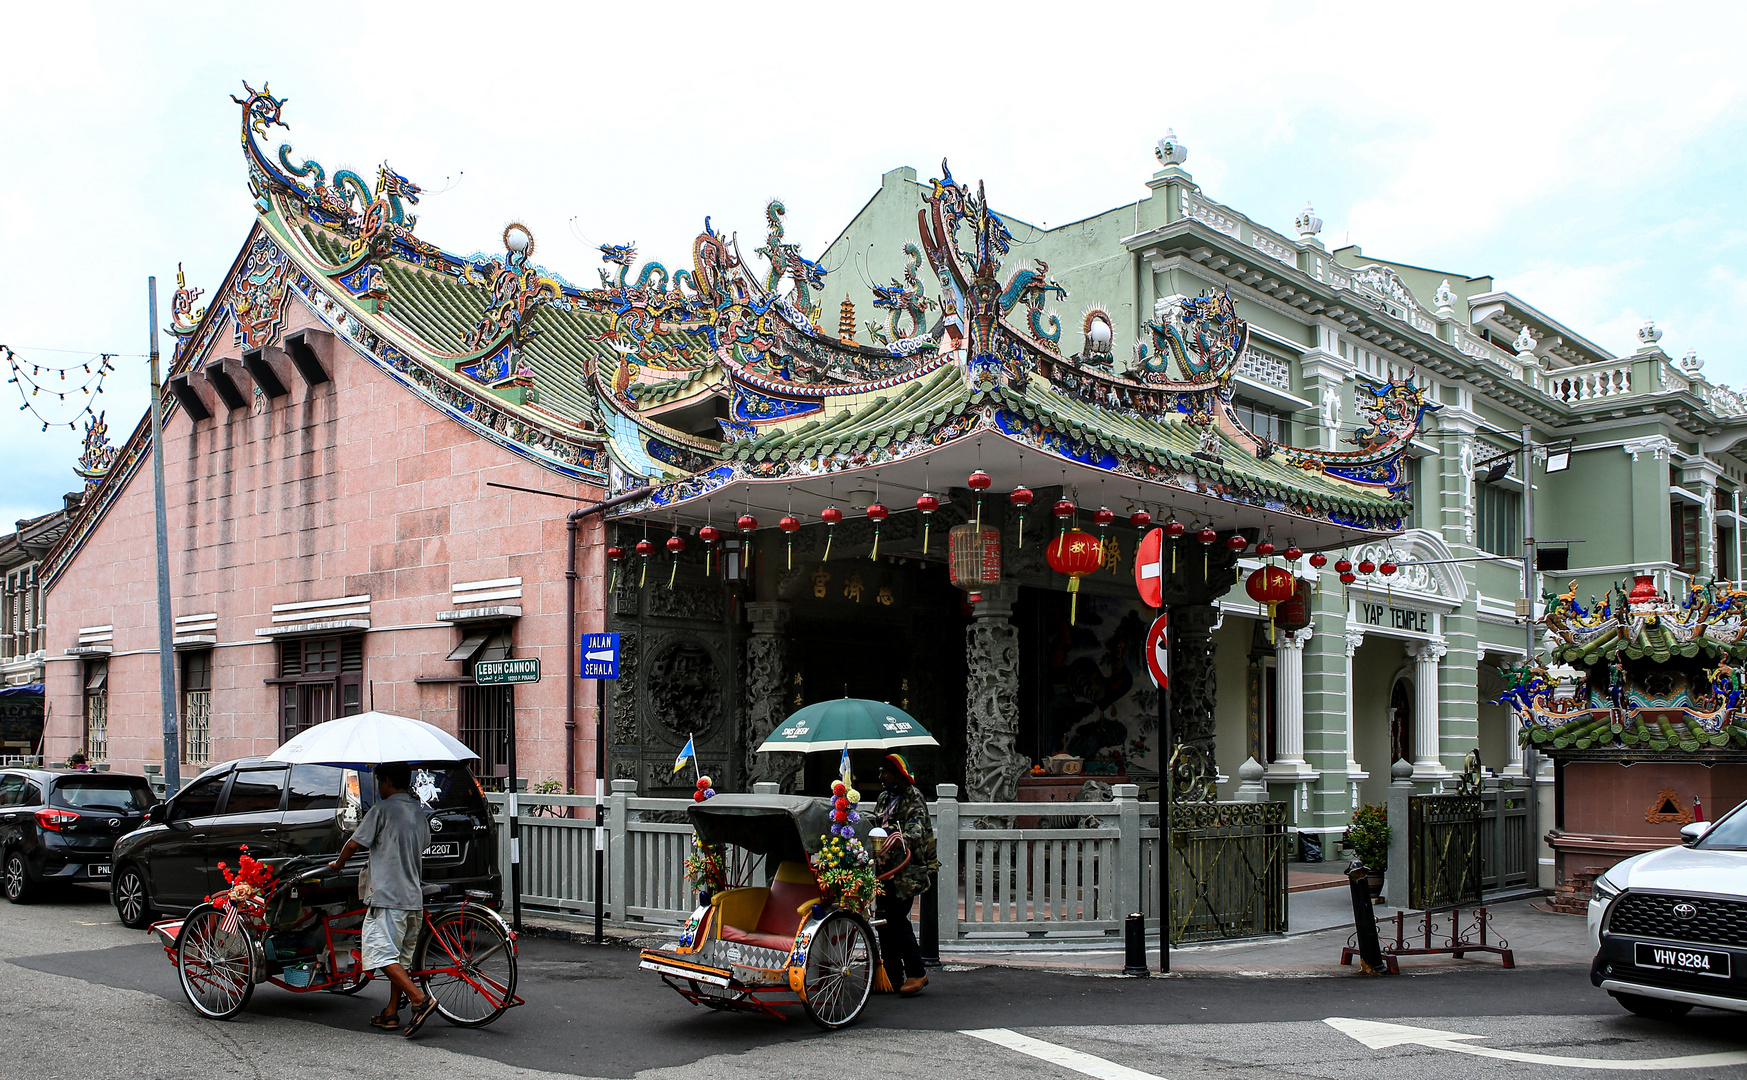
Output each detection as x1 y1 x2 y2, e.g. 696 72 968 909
1154 129 1188 169
1294 201 1322 240
1638 318 1664 351
1680 348 1704 374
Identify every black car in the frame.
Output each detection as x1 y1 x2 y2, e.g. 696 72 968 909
0 768 158 903
111 758 499 929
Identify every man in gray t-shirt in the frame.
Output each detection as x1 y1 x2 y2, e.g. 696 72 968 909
329 761 438 1036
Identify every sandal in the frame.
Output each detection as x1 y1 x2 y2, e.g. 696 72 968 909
369 1012 401 1031
402 993 440 1038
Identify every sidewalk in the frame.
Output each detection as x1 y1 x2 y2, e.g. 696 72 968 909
939 893 1589 976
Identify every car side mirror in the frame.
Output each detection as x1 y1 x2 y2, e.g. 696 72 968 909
1680 820 1713 843
146 804 167 825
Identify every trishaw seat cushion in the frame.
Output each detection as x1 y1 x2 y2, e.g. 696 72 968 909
712 861 819 954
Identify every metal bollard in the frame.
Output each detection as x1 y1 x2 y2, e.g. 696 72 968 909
1345 860 1387 975
1123 912 1149 976
919 874 941 967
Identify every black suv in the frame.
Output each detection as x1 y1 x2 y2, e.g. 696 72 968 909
111 758 499 929
0 768 158 903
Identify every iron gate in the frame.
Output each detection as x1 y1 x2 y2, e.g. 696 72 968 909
1408 792 1483 909
1165 799 1290 942
1479 780 1534 893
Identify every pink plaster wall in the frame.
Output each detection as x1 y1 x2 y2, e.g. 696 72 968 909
43 295 613 789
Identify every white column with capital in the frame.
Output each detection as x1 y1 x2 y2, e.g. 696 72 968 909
1343 628 1366 785
1267 627 1316 779
1407 638 1450 778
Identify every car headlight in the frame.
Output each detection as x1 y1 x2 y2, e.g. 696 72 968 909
1591 871 1622 905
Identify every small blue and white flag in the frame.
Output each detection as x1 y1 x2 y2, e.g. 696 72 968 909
673 735 696 775
839 744 853 788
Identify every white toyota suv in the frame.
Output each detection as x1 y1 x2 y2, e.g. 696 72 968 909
1589 799 1747 1018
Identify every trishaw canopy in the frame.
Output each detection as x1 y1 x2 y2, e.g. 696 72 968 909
688 794 834 866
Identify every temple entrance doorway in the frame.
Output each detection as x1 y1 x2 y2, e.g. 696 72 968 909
787 558 968 793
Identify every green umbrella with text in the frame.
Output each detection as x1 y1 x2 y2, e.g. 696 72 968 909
754 697 939 753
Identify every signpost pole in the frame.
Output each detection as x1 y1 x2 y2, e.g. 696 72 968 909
147 277 180 797
594 673 606 944
507 697 522 934
1158 647 1171 974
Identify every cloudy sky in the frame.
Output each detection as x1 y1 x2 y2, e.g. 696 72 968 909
2 2 1743 526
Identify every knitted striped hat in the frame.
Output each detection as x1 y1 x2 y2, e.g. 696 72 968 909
883 753 915 785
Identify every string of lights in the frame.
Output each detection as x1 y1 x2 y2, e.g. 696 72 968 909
2 344 118 432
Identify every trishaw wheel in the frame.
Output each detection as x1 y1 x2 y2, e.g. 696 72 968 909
175 905 256 1020
413 908 517 1028
800 911 873 1031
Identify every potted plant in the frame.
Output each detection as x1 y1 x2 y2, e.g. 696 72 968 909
1344 803 1390 900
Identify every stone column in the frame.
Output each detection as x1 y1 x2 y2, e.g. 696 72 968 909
742 601 797 789
964 581 1025 803
1343 628 1365 781
1267 627 1315 778
1168 604 1222 765
1406 638 1449 777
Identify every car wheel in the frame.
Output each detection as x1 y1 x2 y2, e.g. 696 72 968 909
1611 991 1693 1020
3 851 36 904
113 864 154 929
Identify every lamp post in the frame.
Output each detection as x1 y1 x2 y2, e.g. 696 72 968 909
147 278 180 797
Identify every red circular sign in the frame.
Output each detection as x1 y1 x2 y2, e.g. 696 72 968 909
1145 613 1170 690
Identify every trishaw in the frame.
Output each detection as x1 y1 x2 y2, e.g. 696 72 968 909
152 853 522 1024
639 794 884 1030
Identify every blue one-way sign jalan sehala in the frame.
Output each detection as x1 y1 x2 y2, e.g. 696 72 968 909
581 633 620 679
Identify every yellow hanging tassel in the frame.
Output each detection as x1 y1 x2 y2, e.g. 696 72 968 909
870 529 879 561
1171 544 1177 574
823 532 833 562
787 539 793 570
923 520 931 554
639 559 648 588
1018 517 1025 548
1069 577 1081 625
668 558 678 588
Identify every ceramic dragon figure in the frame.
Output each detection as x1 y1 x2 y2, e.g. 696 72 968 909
870 244 934 340
755 200 828 316
1133 288 1247 385
996 259 1067 351
463 224 568 354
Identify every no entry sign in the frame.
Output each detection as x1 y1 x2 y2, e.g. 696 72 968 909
1145 613 1170 690
1133 527 1164 609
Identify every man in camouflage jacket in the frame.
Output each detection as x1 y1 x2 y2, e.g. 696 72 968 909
874 754 939 995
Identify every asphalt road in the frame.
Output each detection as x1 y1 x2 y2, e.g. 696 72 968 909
1 888 1744 1080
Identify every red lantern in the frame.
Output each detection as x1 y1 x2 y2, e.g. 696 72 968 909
606 545 626 562
866 502 888 560
949 523 1002 602
737 513 758 532
821 506 843 561
1334 558 1352 574
606 545 626 591
1283 545 1303 562
1226 534 1249 552
967 470 992 490
1339 571 1356 585
779 515 800 570
1246 564 1297 643
1053 499 1076 523
1046 528 1103 624
666 534 686 586
1256 541 1276 557
1308 552 1327 568
698 526 720 576
1357 559 1376 575
917 493 939 553
1010 486 1034 547
1093 506 1116 527
1197 527 1218 545
1129 510 1152 529
635 538 655 587
1165 520 1186 537
1379 561 1397 576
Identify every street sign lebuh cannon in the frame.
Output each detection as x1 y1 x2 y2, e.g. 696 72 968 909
474 657 541 685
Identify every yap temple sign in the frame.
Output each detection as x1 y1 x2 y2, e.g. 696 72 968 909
1353 601 1432 634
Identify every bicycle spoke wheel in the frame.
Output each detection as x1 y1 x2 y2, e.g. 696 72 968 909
414 908 517 1027
801 911 872 1030
175 906 256 1020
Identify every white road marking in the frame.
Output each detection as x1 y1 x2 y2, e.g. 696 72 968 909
960 1028 1166 1080
1325 1017 1747 1070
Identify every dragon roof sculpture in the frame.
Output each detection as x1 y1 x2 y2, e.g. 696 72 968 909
152 86 1440 549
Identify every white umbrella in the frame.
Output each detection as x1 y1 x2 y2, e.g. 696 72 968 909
264 711 478 769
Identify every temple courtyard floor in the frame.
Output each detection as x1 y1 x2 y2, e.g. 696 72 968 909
2 887 1743 1080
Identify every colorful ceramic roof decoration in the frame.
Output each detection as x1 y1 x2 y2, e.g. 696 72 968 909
48 82 1442 585
1502 574 1747 753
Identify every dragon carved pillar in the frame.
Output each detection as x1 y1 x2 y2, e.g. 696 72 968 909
964 581 1025 803
742 601 798 790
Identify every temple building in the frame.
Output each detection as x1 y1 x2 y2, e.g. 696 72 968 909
39 88 1747 878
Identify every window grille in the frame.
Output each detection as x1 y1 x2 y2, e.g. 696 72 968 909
1672 502 1701 574
83 658 108 763
182 650 212 767
278 636 364 743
